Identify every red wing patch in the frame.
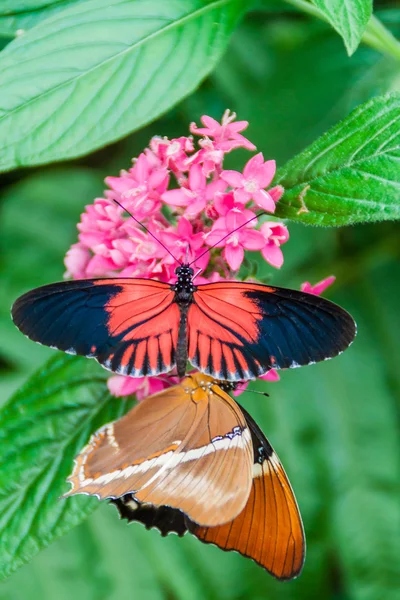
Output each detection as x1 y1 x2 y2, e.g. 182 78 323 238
12 278 179 377
188 281 356 380
188 283 267 380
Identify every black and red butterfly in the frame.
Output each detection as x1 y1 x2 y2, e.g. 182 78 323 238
12 262 356 381
65 373 305 580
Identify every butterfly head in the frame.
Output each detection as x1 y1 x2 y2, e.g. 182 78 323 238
175 265 194 278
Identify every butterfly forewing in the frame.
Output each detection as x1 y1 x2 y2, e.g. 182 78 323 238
189 281 356 380
11 278 178 377
66 374 253 527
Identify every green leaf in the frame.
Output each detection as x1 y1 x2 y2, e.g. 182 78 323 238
0 1 59 11
0 168 103 394
0 1 82 37
0 0 245 173
310 0 372 55
0 354 132 581
275 93 400 226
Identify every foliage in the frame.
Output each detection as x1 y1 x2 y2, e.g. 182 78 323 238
0 0 246 171
0 1 399 599
275 92 400 226
311 0 372 55
0 355 133 580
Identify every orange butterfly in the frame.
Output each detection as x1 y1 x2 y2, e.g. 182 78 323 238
65 373 305 579
12 263 356 381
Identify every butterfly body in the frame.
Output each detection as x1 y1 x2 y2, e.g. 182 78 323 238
12 266 356 381
171 265 197 377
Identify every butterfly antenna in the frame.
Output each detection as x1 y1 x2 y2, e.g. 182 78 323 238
237 388 270 397
189 211 266 267
112 199 182 265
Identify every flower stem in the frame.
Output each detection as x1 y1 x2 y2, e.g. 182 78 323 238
284 0 400 60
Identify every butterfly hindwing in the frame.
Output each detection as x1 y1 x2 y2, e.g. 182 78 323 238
189 281 356 380
65 374 253 527
191 404 305 580
112 495 188 537
11 278 178 377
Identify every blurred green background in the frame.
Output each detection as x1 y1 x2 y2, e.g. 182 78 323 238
1 5 399 600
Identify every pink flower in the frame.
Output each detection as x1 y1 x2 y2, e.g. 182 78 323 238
301 276 336 296
63 110 293 398
64 244 91 279
150 136 194 172
77 198 124 249
206 209 264 271
261 369 280 382
185 138 225 177
161 164 225 218
107 374 178 400
160 217 209 271
221 153 277 212
105 152 169 220
190 110 256 152
233 368 280 396
260 222 289 269
213 191 246 217
268 185 285 203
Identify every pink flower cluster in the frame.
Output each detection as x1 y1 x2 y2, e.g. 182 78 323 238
64 111 334 399
65 111 288 283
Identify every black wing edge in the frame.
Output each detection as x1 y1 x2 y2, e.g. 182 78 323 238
11 279 122 356
111 495 188 537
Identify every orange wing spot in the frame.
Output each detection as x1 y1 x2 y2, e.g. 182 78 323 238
224 346 239 378
93 281 178 376
134 341 147 371
106 287 175 335
120 346 134 368
210 338 223 374
233 347 250 373
194 288 261 343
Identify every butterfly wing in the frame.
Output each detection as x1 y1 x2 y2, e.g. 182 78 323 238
11 278 179 377
191 404 305 580
65 374 253 527
188 281 356 380
112 495 188 537
113 404 305 580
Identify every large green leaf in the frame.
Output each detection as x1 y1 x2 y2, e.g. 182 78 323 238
0 1 58 11
0 354 132 581
0 1 82 37
275 93 400 226
0 0 245 173
311 0 372 55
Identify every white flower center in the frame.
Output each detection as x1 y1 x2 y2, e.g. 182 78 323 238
244 179 258 193
123 185 146 198
227 233 239 247
166 141 181 156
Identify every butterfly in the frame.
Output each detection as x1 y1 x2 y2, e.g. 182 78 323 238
12 263 356 381
65 373 305 580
